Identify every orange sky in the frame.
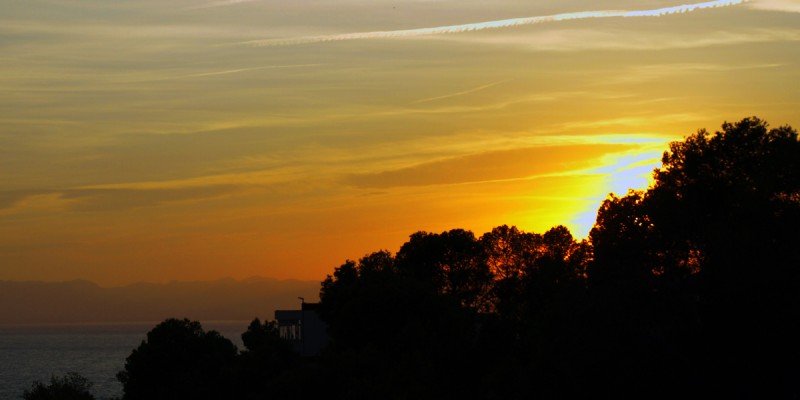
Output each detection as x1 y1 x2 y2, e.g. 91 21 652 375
1 0 799 285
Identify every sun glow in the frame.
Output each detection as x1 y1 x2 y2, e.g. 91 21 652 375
568 145 666 238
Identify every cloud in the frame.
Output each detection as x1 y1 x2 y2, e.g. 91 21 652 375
111 64 323 84
76 167 301 191
185 64 322 78
412 79 512 104
243 0 748 46
434 28 800 51
599 62 785 84
0 165 311 214
345 144 638 189
189 0 260 10
558 113 707 131
0 190 48 210
0 19 274 41
748 0 800 12
0 185 244 215
60 185 242 212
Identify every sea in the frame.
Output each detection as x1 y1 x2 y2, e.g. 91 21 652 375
0 321 250 400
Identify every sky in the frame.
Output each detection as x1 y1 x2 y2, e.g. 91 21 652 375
1 0 798 286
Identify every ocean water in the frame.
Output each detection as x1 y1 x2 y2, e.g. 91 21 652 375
0 321 249 400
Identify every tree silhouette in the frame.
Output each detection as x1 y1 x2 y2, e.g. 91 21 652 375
650 117 799 285
315 226 596 398
318 247 482 399
480 225 535 281
592 117 800 291
22 373 95 400
237 318 298 399
396 229 493 311
117 318 238 400
588 117 800 396
588 190 657 289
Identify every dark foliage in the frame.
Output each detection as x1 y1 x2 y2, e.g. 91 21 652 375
588 117 800 397
316 225 590 399
237 318 299 399
22 373 95 400
117 318 238 400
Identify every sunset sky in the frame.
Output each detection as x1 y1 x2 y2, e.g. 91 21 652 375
1 0 798 286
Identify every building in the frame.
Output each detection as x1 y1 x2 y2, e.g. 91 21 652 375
274 302 329 357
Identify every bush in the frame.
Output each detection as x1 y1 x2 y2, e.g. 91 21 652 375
23 373 95 400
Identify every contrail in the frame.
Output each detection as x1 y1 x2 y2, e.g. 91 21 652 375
413 79 512 104
188 0 257 10
244 0 748 46
185 64 323 78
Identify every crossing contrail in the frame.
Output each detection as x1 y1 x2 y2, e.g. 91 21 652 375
243 0 748 46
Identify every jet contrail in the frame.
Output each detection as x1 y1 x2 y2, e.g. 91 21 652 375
413 79 512 104
189 0 257 10
244 0 748 46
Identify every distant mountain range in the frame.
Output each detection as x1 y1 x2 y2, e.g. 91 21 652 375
0 278 320 325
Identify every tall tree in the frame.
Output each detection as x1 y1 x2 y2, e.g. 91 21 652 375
588 117 800 396
648 117 800 287
591 117 800 289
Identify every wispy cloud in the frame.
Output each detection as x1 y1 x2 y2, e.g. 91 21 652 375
0 166 311 215
339 91 582 121
435 28 800 51
243 0 748 46
185 64 322 78
0 190 48 210
601 62 785 84
189 0 260 10
559 113 706 131
345 144 639 189
748 0 800 12
113 64 323 83
61 186 242 212
0 20 273 40
413 79 512 104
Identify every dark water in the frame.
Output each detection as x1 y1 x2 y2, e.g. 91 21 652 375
0 321 249 400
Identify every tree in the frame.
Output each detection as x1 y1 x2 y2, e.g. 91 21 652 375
318 248 479 399
591 117 800 290
238 318 298 399
117 318 238 400
23 373 95 400
318 251 401 351
396 229 493 311
588 191 657 289
522 225 588 304
480 225 538 281
241 318 291 356
588 117 800 397
649 117 800 286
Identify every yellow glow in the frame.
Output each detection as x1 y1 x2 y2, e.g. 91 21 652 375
562 144 667 238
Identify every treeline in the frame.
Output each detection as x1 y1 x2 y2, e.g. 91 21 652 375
26 117 800 399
